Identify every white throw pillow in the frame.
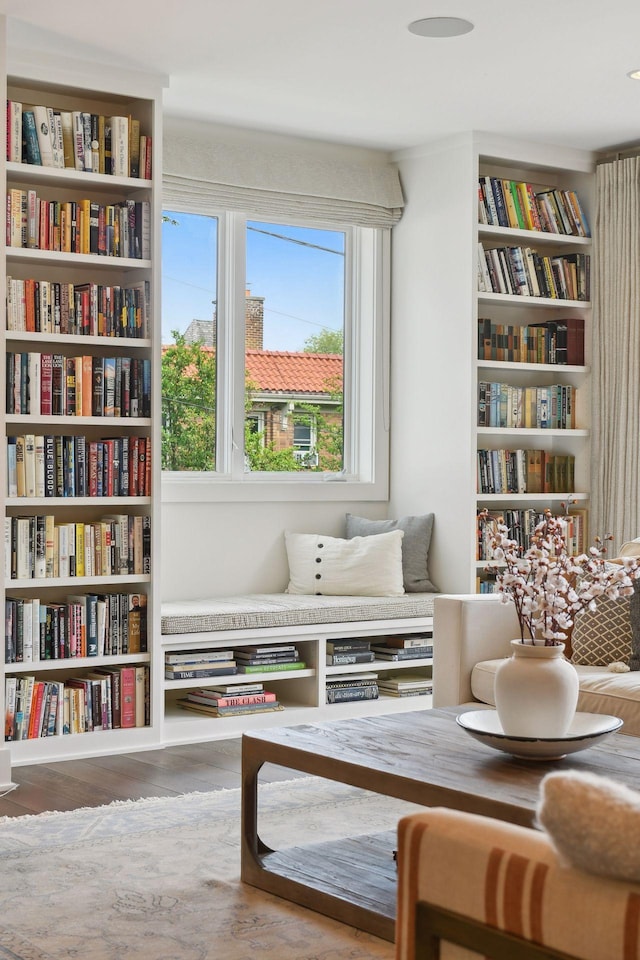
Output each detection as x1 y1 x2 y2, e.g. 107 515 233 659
285 530 405 596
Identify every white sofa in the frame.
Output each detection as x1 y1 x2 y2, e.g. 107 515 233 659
433 594 640 737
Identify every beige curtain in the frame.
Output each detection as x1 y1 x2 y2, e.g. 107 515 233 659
592 157 640 550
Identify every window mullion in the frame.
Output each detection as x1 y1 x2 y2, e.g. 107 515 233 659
216 211 248 477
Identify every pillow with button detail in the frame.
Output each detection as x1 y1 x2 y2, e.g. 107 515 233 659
284 530 405 596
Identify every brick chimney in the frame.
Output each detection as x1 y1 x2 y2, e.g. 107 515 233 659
245 289 265 350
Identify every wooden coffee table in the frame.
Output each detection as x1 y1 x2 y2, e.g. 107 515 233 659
241 705 640 941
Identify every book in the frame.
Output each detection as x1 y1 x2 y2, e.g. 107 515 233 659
164 665 237 680
326 651 375 665
325 640 372 653
375 634 433 649
165 649 235 664
326 686 379 704
22 109 41 165
32 105 54 167
371 646 433 660
183 691 277 708
109 116 129 177
237 661 306 674
177 699 284 717
206 682 264 695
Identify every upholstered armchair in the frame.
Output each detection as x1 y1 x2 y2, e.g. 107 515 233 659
395 806 640 960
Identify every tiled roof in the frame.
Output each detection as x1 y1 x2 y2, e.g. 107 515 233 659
162 345 343 396
246 350 342 395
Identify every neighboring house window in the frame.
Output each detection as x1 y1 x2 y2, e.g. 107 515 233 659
161 207 389 501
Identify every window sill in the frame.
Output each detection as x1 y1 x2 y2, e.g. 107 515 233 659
161 473 389 503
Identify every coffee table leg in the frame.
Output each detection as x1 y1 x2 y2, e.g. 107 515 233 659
241 738 275 885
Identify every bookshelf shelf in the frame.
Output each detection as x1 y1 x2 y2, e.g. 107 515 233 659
478 224 591 247
5 575 151 589
477 492 589 504
6 416 151 427
6 652 151 673
6 332 152 349
7 248 151 269
476 360 589 375
478 292 588 309
7 159 152 190
476 427 589 438
2 52 163 761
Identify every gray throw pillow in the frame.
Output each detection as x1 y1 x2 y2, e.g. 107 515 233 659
345 513 439 593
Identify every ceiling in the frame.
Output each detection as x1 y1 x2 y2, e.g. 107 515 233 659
5 1 640 156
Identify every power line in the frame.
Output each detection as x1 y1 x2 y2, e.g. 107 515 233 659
247 225 345 255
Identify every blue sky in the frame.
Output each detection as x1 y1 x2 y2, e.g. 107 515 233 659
161 212 345 349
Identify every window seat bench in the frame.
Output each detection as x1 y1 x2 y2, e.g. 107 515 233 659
160 593 437 743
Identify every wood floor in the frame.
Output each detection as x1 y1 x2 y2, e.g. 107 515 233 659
0 738 304 819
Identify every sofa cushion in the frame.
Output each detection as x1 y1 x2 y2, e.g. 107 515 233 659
570 595 633 666
471 658 640 736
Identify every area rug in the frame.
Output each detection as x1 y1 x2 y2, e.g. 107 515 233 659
0 776 423 959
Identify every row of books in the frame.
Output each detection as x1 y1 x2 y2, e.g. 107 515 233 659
177 683 283 718
476 509 587 562
477 382 576 430
5 592 148 663
477 448 575 495
478 177 590 237
377 673 433 698
7 277 150 339
5 513 151 580
7 101 151 179
7 189 151 259
478 244 590 301
164 643 305 680
477 317 584 366
325 634 433 666
7 352 152 418
4 663 150 741
8 434 151 499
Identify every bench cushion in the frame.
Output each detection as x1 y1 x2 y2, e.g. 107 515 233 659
161 592 436 635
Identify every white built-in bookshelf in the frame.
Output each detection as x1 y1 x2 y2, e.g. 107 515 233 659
1 42 164 764
474 154 593 591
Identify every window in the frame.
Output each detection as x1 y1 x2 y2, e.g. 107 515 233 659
161 207 389 502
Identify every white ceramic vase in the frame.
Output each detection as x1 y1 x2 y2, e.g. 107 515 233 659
494 640 579 738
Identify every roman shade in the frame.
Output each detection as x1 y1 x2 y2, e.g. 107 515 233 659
163 123 404 228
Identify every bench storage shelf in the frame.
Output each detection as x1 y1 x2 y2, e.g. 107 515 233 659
161 594 436 743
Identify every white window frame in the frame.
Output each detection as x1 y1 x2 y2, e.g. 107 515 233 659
161 209 390 504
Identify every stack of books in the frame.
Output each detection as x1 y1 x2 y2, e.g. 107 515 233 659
177 683 283 718
370 635 433 661
326 638 375 666
164 649 237 680
232 644 305 674
377 673 433 698
326 672 379 704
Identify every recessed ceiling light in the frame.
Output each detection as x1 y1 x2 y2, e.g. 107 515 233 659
408 17 474 38
628 69 640 80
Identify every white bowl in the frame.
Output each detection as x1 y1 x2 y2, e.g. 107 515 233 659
456 709 623 760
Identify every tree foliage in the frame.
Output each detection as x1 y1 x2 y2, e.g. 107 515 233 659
162 335 344 472
161 332 216 470
303 328 343 355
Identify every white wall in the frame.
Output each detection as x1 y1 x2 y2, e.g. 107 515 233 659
390 135 478 593
161 499 388 599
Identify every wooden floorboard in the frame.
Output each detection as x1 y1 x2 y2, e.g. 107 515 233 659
0 737 308 818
